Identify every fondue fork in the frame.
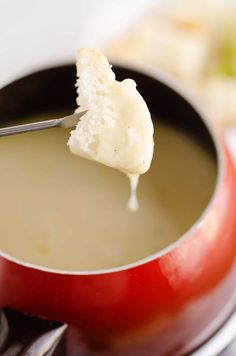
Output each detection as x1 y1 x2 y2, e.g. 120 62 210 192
0 111 88 137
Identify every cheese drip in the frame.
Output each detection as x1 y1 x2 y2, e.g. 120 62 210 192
128 174 139 212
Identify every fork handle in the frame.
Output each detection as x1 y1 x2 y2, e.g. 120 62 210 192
0 119 61 137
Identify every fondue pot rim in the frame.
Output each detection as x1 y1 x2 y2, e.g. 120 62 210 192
0 63 223 276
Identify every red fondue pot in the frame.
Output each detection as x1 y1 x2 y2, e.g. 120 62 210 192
0 65 235 355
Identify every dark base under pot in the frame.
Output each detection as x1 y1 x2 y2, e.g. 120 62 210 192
1 308 236 356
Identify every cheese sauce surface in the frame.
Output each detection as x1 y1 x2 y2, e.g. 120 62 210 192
0 119 216 271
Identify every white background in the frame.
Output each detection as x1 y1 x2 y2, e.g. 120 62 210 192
0 0 158 87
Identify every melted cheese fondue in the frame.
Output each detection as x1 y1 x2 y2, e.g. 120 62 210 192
0 120 216 271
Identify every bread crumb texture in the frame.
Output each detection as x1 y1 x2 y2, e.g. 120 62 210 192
68 48 154 176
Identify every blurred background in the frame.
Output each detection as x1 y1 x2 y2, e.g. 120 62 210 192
0 0 236 151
